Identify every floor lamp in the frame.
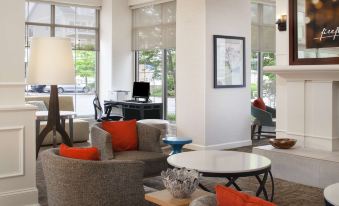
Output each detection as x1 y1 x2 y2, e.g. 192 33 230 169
27 37 75 157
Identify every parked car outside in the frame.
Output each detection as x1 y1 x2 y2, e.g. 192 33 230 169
30 84 90 93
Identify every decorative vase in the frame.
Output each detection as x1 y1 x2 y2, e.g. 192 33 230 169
161 167 200 199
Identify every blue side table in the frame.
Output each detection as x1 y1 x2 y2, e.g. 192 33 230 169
163 136 192 155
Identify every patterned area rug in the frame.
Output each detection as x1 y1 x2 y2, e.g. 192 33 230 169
37 139 324 206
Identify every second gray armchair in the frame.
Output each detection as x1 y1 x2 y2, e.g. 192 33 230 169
91 121 168 177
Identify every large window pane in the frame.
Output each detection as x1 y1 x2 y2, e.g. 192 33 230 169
251 52 259 100
26 2 51 23
76 29 96 50
262 52 276 108
26 25 51 47
55 5 76 26
76 7 96 27
55 27 76 48
25 4 99 118
166 49 176 122
137 50 163 103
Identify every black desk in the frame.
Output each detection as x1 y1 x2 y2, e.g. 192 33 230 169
104 100 163 120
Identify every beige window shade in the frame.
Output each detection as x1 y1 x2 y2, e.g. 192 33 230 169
29 0 101 8
251 2 276 52
132 1 176 50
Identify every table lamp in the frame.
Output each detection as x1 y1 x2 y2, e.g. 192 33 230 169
27 37 75 156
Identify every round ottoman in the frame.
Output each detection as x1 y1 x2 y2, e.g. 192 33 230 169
138 119 169 147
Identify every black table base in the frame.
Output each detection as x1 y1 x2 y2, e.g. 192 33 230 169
199 166 274 202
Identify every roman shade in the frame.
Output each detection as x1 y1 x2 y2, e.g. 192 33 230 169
132 1 176 50
251 2 276 52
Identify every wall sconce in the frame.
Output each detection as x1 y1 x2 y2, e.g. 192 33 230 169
276 15 287 31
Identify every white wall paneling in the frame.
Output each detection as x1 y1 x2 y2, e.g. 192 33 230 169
0 126 24 179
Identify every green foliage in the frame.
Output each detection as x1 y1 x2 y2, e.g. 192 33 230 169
167 113 176 122
263 53 276 81
75 50 96 85
251 83 258 99
138 50 162 80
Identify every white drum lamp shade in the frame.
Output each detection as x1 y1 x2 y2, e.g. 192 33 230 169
27 37 75 85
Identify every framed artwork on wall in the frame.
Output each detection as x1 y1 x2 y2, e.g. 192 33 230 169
289 0 339 65
213 35 245 88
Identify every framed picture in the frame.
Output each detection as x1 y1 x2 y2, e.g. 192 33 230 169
213 35 245 88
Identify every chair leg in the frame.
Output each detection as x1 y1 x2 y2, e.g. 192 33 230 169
257 126 262 140
251 124 256 140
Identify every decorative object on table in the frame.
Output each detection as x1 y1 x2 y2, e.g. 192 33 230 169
161 167 200 199
213 35 245 88
27 37 75 157
269 138 297 149
163 136 193 155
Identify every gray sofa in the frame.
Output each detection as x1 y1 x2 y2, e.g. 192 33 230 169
91 122 168 177
41 149 152 206
25 96 89 145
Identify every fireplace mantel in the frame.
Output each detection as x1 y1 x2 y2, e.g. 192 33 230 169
264 65 339 80
263 65 339 152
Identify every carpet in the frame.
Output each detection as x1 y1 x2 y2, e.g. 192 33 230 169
37 139 324 206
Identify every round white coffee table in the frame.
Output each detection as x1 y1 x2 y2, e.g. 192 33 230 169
167 150 274 201
324 183 339 206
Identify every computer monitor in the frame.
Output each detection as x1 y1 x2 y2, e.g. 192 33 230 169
132 82 150 100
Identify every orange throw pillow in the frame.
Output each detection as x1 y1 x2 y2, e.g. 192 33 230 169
59 144 100 161
253 98 266 111
102 119 138 152
215 185 276 206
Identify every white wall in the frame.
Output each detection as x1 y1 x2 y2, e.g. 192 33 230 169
176 0 207 146
0 0 38 205
205 0 251 147
100 0 133 100
112 0 133 92
176 0 251 150
99 0 113 100
275 0 289 65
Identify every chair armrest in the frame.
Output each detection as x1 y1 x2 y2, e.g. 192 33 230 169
90 123 114 160
266 106 276 118
137 122 162 153
251 105 274 126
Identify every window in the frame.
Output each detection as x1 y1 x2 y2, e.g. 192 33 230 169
251 2 276 107
25 1 100 117
133 1 176 122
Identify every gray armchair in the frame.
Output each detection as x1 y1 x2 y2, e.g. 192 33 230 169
251 104 276 139
41 149 149 206
91 121 168 177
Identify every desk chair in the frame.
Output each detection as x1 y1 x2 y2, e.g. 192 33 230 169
93 96 123 122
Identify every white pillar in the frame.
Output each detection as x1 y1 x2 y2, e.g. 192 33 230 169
176 0 251 150
0 0 39 205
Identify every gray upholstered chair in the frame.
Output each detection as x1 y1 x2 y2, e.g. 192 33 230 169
41 149 150 206
91 121 168 177
251 104 276 139
189 195 217 206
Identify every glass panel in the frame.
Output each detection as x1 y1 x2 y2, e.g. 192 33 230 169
76 7 96 27
26 25 51 47
74 50 96 116
251 52 259 100
55 27 76 49
137 50 163 103
262 52 276 108
55 5 76 26
76 29 96 50
26 2 51 23
166 49 176 122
